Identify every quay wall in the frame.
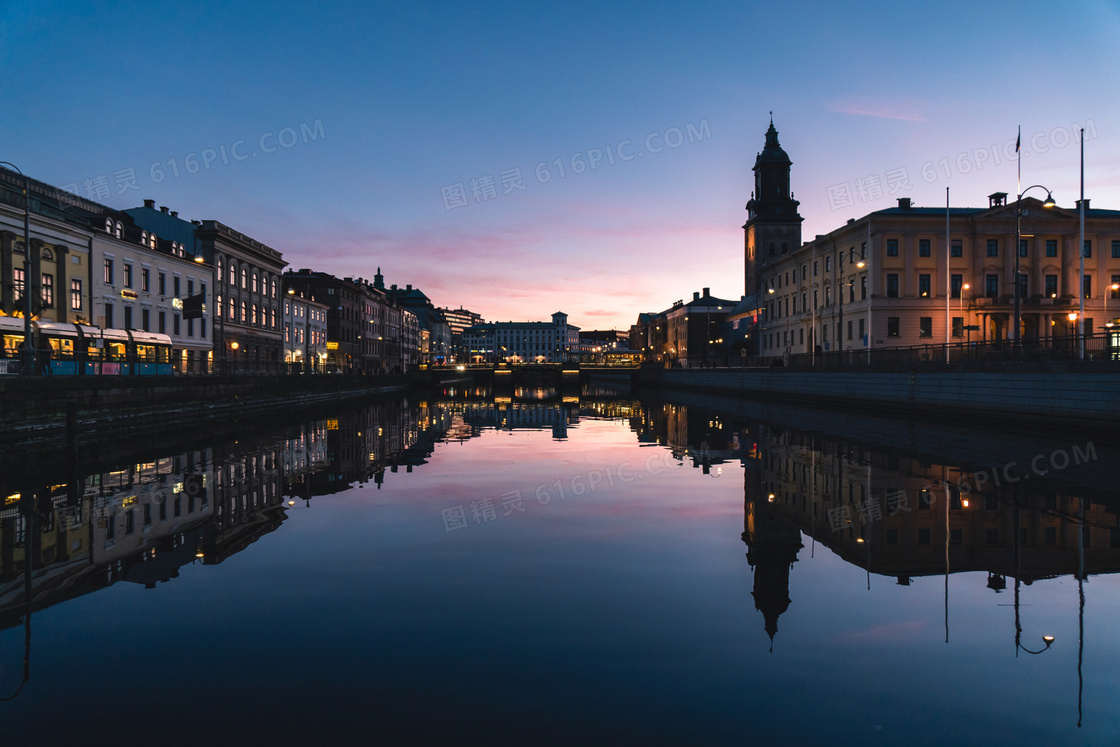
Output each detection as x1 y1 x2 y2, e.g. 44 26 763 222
649 368 1119 433
0 375 408 449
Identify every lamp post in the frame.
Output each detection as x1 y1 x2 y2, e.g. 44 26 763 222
1014 185 1056 351
1 163 36 376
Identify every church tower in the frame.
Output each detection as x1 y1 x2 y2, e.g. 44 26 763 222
743 117 803 299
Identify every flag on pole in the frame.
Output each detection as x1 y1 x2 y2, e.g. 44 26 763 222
1016 127 1020 153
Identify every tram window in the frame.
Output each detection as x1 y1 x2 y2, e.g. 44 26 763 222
107 342 126 360
3 334 22 355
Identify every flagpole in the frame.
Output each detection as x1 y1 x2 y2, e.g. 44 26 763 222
1080 127 1085 361
946 187 951 363
1014 125 1022 349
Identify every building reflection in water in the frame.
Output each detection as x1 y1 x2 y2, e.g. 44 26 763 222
0 394 615 692
0 391 1109 723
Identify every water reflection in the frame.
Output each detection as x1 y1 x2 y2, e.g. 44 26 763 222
0 391 1115 739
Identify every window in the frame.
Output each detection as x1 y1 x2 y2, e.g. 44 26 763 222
158 272 166 296
271 278 277 298
252 304 258 325
886 239 899 257
1017 274 1028 299
986 274 1000 298
886 274 899 298
950 529 963 545
187 279 194 297
1084 240 1093 258
201 283 206 307
173 313 180 335
887 317 900 337
187 318 193 337
70 278 82 311
141 268 150 292
1112 240 1120 259
985 239 998 256
158 311 166 334
12 268 24 303
952 317 963 337
104 258 114 284
124 305 132 330
105 302 114 328
252 273 259 294
918 274 931 297
918 528 931 545
825 256 831 272
951 274 963 298
860 276 866 300
201 318 206 339
1045 274 1058 297
813 261 818 276
142 308 150 331
123 263 133 288
847 320 853 340
241 267 248 289
173 276 181 297
919 239 931 257
1112 276 1120 299
1045 527 1057 546
951 240 962 257
241 300 247 323
229 263 236 285
1083 275 1092 299
1047 239 1058 257
217 258 223 280
40 273 53 307
919 317 932 337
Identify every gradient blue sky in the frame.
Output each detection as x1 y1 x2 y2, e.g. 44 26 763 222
3 0 1119 330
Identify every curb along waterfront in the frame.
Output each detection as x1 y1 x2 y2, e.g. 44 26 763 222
0 375 410 452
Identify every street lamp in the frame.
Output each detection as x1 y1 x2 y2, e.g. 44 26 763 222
0 162 36 376
1014 185 1056 350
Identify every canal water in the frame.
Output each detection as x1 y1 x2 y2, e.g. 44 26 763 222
1 391 1118 745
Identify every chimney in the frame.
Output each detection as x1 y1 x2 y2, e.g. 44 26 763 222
702 287 710 298
143 199 155 209
1077 198 1090 210
170 211 178 218
897 197 912 209
406 284 412 291
160 206 169 214
988 192 1007 208
693 291 700 301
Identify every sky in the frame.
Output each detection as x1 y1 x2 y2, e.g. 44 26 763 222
3 0 1119 331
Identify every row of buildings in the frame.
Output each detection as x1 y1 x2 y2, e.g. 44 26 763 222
632 120 1120 365
0 166 505 374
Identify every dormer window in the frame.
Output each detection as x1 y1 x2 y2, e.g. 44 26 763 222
105 218 113 233
149 233 157 250
141 231 148 246
114 221 123 238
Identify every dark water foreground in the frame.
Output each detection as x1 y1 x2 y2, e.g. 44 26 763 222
0 391 1117 745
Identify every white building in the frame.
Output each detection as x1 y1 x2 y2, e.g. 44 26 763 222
89 215 213 372
464 312 579 363
283 291 329 371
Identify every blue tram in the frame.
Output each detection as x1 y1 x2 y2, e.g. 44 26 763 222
0 317 174 375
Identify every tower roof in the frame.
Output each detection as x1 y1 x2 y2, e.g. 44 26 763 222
755 120 791 167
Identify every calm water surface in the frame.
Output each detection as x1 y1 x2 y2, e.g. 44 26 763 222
1 394 1118 745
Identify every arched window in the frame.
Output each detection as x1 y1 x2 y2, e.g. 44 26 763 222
229 262 236 285
252 303 258 325
141 231 148 246
252 272 258 294
241 267 247 289
216 294 223 317
217 257 223 280
241 300 247 323
105 218 113 233
271 278 277 298
114 221 123 238
149 233 157 249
